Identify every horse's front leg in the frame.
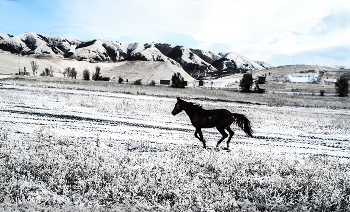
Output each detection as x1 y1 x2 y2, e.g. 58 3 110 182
195 128 207 148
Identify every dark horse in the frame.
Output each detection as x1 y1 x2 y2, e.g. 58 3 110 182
172 97 253 149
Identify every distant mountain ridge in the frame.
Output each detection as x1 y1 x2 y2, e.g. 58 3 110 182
0 32 272 79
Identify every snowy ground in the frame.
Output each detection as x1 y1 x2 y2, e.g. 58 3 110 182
1 79 350 211
1 82 349 159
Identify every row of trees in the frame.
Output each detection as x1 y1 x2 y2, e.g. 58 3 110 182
63 67 77 79
29 59 185 86
30 61 53 77
82 66 110 81
29 61 109 81
116 72 185 87
28 60 350 96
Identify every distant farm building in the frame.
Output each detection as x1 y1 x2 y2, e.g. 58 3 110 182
286 73 318 83
257 75 266 84
324 79 337 83
160 79 170 85
199 80 204 86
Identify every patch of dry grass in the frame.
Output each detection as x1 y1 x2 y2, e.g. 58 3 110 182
1 127 349 211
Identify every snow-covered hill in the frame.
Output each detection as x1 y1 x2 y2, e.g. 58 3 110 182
0 32 271 79
254 60 274 69
0 32 79 56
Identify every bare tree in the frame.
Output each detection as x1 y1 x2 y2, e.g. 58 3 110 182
30 61 39 75
64 67 77 79
63 67 71 78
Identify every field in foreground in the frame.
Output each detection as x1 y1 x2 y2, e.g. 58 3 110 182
0 78 350 211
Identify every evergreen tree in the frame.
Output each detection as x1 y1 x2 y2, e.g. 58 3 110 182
335 76 349 97
92 66 101 81
240 73 253 92
83 69 90 80
171 72 185 88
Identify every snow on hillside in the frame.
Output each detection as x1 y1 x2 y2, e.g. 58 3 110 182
179 46 217 72
127 42 181 67
255 60 274 69
221 52 265 71
0 32 77 56
0 33 11 40
76 39 128 61
0 32 268 79
0 32 34 54
190 49 222 63
180 46 206 65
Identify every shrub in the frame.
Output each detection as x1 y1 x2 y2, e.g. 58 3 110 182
335 76 349 97
320 90 325 96
133 79 142 85
171 72 185 88
148 80 156 86
240 73 253 92
40 67 53 77
45 68 50 76
83 69 90 80
101 77 110 81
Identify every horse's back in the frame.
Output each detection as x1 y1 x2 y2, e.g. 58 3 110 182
202 108 231 115
196 109 234 128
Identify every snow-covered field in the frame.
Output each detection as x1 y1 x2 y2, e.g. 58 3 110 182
1 78 350 211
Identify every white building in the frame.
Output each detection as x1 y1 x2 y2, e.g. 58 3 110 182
286 73 318 83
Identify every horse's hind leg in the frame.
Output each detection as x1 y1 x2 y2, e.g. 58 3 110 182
216 127 228 148
226 127 234 149
195 128 207 148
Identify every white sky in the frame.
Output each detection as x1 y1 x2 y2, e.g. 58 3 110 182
1 0 350 67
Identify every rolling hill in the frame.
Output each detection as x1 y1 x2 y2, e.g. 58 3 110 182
0 32 271 79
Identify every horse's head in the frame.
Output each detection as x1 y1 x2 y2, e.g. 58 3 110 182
172 97 186 115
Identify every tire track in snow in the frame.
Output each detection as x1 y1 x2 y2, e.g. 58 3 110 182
0 108 192 133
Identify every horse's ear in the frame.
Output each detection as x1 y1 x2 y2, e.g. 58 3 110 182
177 97 181 101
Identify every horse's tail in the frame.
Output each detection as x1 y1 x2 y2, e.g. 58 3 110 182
231 113 253 137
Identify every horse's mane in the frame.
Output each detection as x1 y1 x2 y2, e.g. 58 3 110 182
182 100 204 110
188 102 203 110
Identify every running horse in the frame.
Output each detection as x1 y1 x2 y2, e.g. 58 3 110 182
172 97 253 149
